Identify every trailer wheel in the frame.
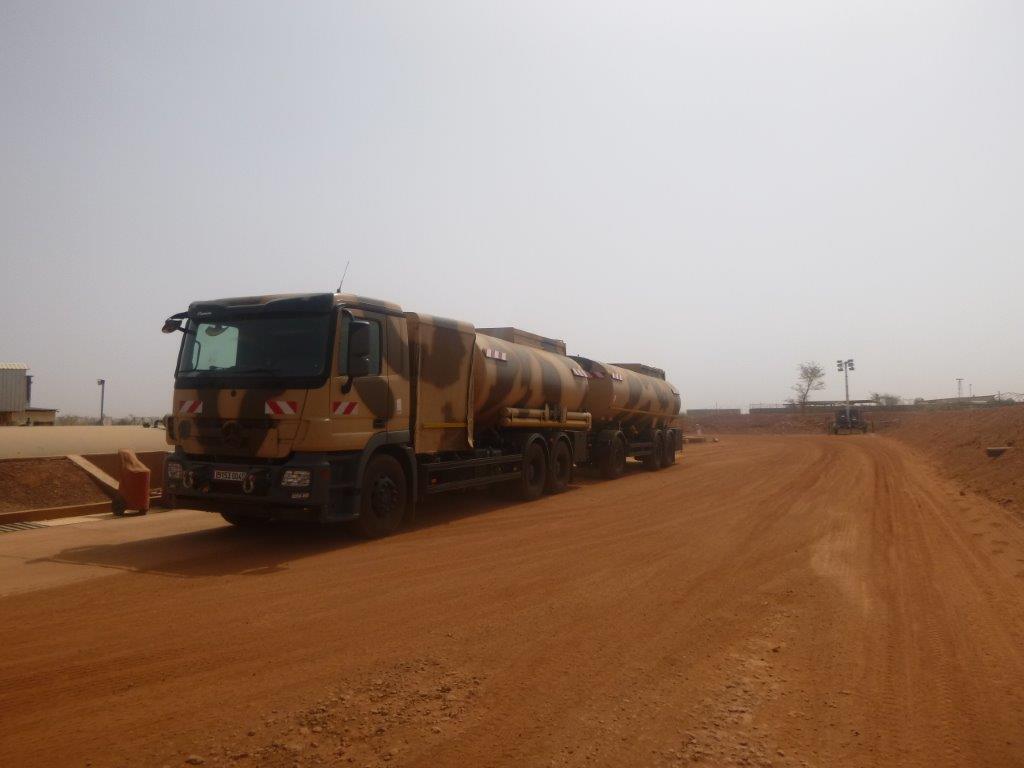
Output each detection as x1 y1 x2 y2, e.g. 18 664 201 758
662 430 677 466
546 439 572 494
644 431 664 471
598 435 626 479
518 440 547 501
353 454 407 538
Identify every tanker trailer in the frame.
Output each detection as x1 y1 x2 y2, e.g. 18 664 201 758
161 292 681 538
410 321 594 504
571 357 682 477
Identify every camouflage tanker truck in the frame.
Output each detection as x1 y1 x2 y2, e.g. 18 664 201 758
161 292 682 537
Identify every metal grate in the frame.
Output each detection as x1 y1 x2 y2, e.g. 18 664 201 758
0 521 47 534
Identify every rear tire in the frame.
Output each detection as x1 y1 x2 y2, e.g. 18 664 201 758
598 435 627 479
662 430 677 466
546 439 573 494
518 440 547 501
644 431 664 471
353 454 407 538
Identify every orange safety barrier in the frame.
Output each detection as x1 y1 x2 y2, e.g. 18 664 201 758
114 449 151 515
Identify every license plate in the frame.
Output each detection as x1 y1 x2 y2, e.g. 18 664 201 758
213 469 246 482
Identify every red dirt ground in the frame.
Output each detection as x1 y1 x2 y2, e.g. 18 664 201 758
2 436 1023 767
881 405 1024 518
687 406 1024 518
0 457 108 513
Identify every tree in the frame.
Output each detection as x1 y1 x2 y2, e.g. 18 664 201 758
789 362 826 409
870 392 901 407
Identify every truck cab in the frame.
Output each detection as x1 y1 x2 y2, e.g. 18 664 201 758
162 292 414 531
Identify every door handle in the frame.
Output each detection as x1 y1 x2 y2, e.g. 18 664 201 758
373 417 386 429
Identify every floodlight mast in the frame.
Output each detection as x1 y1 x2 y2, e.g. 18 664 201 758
97 379 106 424
836 359 854 424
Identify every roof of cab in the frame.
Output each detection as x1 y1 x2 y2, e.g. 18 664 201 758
334 293 404 313
186 292 404 317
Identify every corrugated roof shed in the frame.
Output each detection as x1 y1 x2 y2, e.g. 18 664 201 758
0 363 29 370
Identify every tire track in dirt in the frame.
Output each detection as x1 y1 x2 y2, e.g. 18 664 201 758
0 436 1023 767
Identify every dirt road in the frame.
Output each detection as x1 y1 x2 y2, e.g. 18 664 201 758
1 436 1023 767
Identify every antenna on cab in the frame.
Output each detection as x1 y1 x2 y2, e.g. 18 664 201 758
336 260 350 293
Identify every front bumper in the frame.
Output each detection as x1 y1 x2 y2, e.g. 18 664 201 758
163 452 334 520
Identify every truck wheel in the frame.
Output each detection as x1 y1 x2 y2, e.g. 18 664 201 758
220 512 268 526
598 435 626 479
546 439 572 494
518 440 547 500
662 430 677 466
644 432 664 471
353 454 407 538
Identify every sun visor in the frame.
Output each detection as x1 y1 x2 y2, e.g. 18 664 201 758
188 293 334 320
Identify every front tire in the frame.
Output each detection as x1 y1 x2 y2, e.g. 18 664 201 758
353 454 407 539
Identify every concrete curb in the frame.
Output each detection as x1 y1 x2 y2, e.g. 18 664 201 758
0 501 112 525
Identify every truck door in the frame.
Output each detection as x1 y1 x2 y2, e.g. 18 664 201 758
331 309 390 449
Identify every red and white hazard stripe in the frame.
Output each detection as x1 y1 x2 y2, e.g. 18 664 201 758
264 399 299 415
571 367 589 378
178 400 202 415
611 372 624 382
332 401 358 416
483 348 508 362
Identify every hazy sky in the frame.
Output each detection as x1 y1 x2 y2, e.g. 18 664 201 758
2 1 1021 416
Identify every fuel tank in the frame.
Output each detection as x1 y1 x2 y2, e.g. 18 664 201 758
571 356 681 429
470 330 680 431
471 333 590 428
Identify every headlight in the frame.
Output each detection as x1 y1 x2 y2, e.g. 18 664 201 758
166 461 182 480
281 469 311 487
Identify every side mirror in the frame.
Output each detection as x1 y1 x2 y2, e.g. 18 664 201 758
346 320 373 377
162 312 188 334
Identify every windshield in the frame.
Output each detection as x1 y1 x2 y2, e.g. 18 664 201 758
176 314 332 380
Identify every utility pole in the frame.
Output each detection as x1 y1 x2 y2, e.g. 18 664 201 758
956 378 963 402
97 379 106 424
836 359 854 424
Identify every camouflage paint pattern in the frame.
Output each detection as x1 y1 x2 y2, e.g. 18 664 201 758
406 312 476 454
572 356 681 430
167 292 682 460
168 293 407 458
170 385 308 459
471 334 590 428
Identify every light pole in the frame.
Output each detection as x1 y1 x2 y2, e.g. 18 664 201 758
97 379 105 424
836 359 854 423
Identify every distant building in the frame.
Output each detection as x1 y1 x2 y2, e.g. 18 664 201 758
0 363 57 426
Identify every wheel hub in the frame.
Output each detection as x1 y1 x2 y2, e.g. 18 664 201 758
371 475 398 519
